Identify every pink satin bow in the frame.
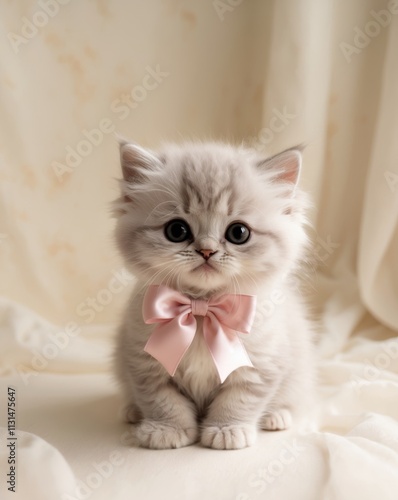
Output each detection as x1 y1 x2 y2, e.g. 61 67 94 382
143 285 257 383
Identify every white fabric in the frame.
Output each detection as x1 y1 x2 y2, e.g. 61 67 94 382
1 1 398 499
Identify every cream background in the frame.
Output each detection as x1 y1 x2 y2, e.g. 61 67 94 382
1 0 398 499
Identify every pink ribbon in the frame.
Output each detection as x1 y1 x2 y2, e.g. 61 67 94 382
143 285 257 383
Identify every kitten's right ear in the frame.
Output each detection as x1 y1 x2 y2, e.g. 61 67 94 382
119 140 162 184
113 140 162 215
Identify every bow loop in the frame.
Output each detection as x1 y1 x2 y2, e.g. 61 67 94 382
143 285 256 382
143 285 192 324
208 294 257 333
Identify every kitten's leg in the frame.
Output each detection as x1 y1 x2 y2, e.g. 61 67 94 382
260 340 315 432
133 371 198 449
201 369 273 450
122 401 142 424
136 387 198 449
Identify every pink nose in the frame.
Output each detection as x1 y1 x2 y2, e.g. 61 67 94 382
197 249 217 260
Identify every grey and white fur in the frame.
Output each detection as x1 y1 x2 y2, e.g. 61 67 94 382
113 140 315 450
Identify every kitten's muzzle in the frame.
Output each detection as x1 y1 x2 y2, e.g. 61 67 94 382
195 249 218 260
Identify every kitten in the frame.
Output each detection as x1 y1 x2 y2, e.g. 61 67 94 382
113 140 315 450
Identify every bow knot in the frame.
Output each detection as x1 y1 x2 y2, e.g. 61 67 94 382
191 299 209 316
142 285 257 383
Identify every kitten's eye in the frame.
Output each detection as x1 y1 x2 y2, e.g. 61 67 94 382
164 219 192 243
225 222 251 245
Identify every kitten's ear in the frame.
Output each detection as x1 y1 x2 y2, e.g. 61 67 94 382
113 139 162 214
119 140 162 184
257 145 304 191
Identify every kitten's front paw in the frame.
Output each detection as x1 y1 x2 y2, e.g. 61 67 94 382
260 409 292 431
136 420 198 449
201 424 256 450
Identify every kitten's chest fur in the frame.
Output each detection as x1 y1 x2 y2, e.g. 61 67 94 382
173 318 220 415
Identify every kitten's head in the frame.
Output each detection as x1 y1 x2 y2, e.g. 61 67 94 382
113 140 309 297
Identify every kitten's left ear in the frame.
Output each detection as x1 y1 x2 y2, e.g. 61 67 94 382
257 145 304 192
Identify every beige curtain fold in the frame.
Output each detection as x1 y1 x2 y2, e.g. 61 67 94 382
358 15 398 330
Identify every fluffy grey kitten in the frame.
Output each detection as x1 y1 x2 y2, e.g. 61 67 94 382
113 140 315 450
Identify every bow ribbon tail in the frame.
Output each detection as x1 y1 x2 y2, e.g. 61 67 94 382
144 315 196 376
203 315 253 383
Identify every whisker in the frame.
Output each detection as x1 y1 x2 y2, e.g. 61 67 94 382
134 261 178 295
240 269 259 289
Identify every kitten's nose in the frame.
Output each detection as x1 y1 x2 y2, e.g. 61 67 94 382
196 249 218 260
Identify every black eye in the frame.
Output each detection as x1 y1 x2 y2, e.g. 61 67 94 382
225 222 251 245
164 219 192 243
